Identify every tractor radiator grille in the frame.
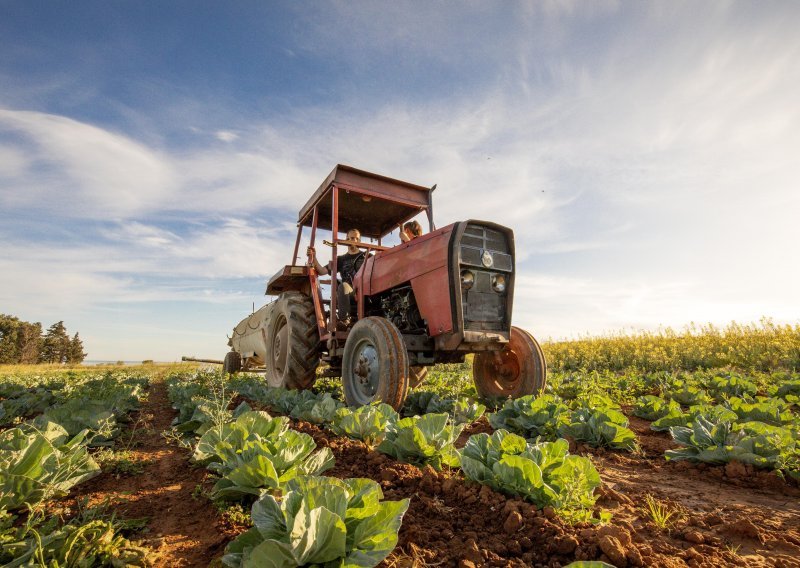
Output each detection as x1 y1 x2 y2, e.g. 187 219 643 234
458 224 512 332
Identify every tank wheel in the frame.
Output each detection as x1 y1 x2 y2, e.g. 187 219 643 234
265 292 320 389
223 351 242 374
409 366 428 389
473 326 547 399
342 317 409 410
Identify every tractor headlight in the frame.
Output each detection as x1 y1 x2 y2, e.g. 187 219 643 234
461 270 474 290
491 274 506 293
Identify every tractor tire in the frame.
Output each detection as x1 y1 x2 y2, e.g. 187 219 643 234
342 317 409 410
472 326 547 399
408 366 428 389
223 351 242 374
265 292 320 390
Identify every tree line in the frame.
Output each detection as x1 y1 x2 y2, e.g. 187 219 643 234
0 314 86 364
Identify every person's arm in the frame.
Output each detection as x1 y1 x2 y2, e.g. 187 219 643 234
307 247 330 275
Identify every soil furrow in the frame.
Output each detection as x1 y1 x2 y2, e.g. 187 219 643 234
63 380 227 567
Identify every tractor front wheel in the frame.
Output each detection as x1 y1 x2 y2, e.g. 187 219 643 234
265 292 320 389
472 326 547 399
342 317 409 410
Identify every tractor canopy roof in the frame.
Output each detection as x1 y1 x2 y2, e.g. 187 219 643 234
297 164 433 239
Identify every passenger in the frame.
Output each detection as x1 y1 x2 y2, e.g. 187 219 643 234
400 220 424 243
308 228 365 325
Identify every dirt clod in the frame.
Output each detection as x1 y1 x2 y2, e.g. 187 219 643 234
553 535 579 555
684 530 705 544
723 518 764 543
626 546 644 567
724 460 748 479
463 539 483 565
503 511 523 534
598 524 633 547
598 535 628 567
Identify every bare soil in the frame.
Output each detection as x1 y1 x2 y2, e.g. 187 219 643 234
55 381 228 567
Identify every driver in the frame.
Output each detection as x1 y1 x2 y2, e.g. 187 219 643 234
308 228 365 324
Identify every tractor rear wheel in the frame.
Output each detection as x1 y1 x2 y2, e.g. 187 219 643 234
472 326 547 399
265 292 320 389
342 317 409 410
223 351 241 374
409 366 428 389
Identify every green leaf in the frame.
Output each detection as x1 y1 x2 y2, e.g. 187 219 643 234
345 498 410 567
243 539 298 568
251 495 288 542
493 454 558 506
290 506 347 564
500 431 528 455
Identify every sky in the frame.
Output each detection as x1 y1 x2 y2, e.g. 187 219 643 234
1 1 799 361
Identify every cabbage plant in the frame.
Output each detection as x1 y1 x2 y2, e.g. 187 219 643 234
330 404 398 448
724 397 793 426
1 514 149 567
378 413 462 469
632 395 679 421
650 404 737 432
487 394 569 440
403 392 485 425
460 430 602 521
0 421 100 511
193 411 334 500
221 476 409 568
666 415 797 468
34 400 118 445
775 379 800 402
0 387 55 426
558 407 637 451
665 382 710 406
708 374 758 400
290 393 344 425
449 398 487 425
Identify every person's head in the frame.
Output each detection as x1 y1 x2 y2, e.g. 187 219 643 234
400 221 423 242
346 229 361 253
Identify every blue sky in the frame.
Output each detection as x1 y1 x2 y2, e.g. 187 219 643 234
1 1 799 361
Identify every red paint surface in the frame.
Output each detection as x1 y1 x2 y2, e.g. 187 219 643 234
410 267 453 336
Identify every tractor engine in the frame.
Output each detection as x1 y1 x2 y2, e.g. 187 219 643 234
378 286 425 333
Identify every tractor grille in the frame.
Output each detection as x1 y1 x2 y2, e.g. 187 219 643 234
458 224 513 332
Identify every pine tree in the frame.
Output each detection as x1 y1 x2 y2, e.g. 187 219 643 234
67 332 87 364
0 315 42 364
40 321 70 364
19 321 43 364
0 314 21 363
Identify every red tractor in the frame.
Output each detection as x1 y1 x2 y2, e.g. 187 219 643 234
228 164 546 409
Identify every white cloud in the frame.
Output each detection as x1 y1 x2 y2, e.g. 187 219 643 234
215 130 239 142
0 110 176 216
105 221 180 247
0 144 30 177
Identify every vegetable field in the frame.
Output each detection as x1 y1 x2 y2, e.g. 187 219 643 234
2 323 799 567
